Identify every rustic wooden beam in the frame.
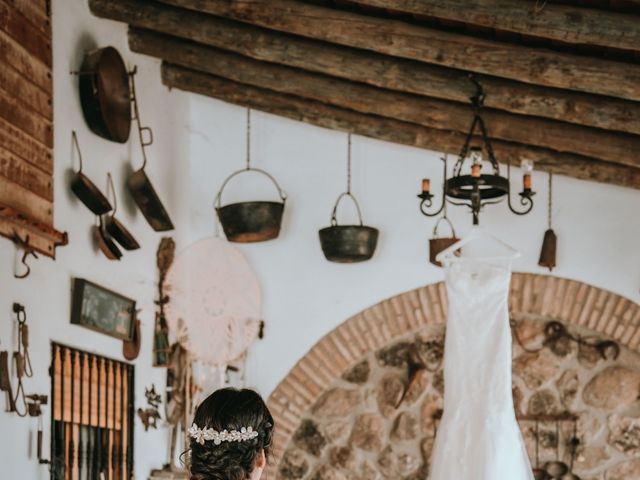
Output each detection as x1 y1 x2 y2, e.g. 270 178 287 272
344 0 640 52
131 30 640 169
92 2 640 136
145 0 640 101
161 63 640 190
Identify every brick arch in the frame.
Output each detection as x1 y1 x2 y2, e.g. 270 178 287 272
266 273 640 476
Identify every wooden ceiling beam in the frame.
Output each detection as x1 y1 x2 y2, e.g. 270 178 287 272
130 29 640 169
161 63 640 190
89 0 640 135
143 0 640 101
343 0 640 52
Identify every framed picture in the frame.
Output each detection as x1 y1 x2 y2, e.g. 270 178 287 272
71 278 136 341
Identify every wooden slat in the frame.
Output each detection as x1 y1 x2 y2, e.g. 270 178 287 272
134 31 640 168
0 55 52 118
0 176 52 224
0 29 51 93
0 147 53 200
124 17 640 135
0 206 66 258
5 0 50 35
162 63 640 190
0 0 51 66
141 0 640 101
0 116 52 173
345 0 640 52
0 84 53 146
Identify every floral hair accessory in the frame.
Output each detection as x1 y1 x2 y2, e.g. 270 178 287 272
188 423 259 446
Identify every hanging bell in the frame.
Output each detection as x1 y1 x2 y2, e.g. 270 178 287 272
538 228 557 271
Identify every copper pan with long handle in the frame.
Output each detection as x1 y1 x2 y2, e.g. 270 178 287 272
127 70 174 232
70 131 113 215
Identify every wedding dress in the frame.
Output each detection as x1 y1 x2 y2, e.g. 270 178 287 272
429 257 533 480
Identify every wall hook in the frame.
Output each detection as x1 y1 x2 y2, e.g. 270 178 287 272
12 232 38 279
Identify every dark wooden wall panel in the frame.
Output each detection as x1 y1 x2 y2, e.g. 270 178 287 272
0 0 65 257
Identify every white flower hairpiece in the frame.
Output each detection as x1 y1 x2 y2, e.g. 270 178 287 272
188 423 259 446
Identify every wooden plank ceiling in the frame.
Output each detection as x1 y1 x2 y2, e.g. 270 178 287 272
89 0 640 189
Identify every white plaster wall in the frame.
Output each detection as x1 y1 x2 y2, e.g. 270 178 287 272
2 2 640 478
0 0 191 478
184 97 640 400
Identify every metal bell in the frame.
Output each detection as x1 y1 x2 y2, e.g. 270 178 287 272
538 228 557 271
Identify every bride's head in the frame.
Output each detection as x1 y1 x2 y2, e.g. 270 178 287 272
188 388 274 480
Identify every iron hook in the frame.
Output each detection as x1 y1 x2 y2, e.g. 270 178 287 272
12 233 38 279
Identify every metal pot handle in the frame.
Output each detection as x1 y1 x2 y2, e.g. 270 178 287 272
331 192 364 227
432 216 456 238
215 167 287 208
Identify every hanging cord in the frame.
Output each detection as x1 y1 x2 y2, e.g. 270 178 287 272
12 303 31 417
346 133 352 194
246 108 251 170
547 171 553 229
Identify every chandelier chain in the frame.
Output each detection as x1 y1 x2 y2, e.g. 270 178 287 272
347 133 352 194
548 171 553 229
246 108 251 170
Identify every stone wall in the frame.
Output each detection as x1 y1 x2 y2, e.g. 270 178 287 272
276 317 640 480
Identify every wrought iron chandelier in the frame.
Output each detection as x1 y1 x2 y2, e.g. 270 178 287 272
418 76 536 225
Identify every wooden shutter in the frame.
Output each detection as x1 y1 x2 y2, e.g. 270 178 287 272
0 0 67 257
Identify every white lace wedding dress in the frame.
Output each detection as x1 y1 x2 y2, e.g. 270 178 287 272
430 258 533 480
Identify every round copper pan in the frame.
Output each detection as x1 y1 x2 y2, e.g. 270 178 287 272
79 46 131 143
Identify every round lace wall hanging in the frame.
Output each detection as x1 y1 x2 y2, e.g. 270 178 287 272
165 237 262 367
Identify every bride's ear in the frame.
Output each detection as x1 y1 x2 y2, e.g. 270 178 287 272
255 449 266 469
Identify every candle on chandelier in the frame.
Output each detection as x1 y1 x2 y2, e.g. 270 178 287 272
521 159 534 190
422 178 431 194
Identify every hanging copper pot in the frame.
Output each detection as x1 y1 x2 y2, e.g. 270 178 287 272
123 315 141 360
69 131 112 215
215 109 286 242
319 192 379 263
318 134 378 263
429 216 458 267
215 168 287 242
78 46 131 143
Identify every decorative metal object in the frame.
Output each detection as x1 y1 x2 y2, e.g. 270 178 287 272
26 394 50 464
429 172 458 268
319 133 379 263
418 75 535 225
153 237 175 367
511 319 620 361
215 108 287 243
539 171 557 271
138 384 162 431
12 303 32 417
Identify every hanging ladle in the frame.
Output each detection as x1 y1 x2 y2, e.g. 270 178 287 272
105 173 140 250
69 131 113 215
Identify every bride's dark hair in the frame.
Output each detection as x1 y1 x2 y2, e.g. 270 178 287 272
188 388 274 480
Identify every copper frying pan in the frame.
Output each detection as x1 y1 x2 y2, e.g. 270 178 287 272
105 173 140 250
94 216 122 260
79 46 131 143
127 71 174 231
70 131 112 215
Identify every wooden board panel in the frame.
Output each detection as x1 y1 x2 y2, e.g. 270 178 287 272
0 57 52 118
4 0 50 35
0 0 61 259
0 84 53 146
0 116 52 173
0 176 52 224
0 1 51 66
0 203 67 257
0 29 51 93
0 147 53 200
